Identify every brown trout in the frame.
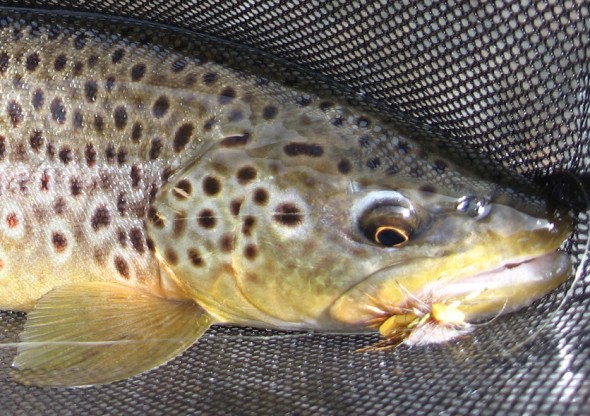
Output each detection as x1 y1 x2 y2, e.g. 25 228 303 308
0 11 572 386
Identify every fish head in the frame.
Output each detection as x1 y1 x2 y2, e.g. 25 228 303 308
148 139 572 338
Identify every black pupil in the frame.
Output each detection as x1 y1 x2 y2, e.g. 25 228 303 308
376 228 406 247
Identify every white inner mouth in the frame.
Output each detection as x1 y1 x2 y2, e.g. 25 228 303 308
430 251 571 312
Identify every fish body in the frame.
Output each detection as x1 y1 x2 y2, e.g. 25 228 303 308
0 11 572 386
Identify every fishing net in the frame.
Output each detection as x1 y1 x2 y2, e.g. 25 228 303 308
0 1 589 414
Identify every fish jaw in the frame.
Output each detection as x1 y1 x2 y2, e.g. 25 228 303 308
329 204 572 346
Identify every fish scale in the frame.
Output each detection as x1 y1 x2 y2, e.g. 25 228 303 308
0 11 572 387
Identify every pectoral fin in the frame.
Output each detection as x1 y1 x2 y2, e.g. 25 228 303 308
12 282 213 387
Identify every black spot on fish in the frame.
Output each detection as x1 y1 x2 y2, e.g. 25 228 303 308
358 136 371 148
131 63 146 81
188 248 204 267
58 146 73 164
51 231 68 253
106 76 115 92
0 52 9 74
366 158 381 169
203 71 217 85
219 87 236 104
117 229 127 247
197 208 216 229
85 143 97 167
114 256 130 279
337 159 352 174
111 48 125 64
171 57 188 72
242 216 256 237
73 61 83 76
162 166 175 182
91 206 111 231
295 95 312 107
46 143 55 159
398 141 409 154
84 81 98 102
117 193 127 216
70 177 83 196
184 74 197 87
13 74 23 89
152 95 169 118
228 109 243 123
230 198 243 216
173 123 193 152
173 211 187 237
40 171 50 191
173 179 192 199
331 117 343 127
262 105 278 120
118 149 127 165
53 197 67 215
30 130 43 151
165 248 179 265
73 111 84 128
50 98 66 124
105 144 116 162
283 142 324 157
7 100 23 127
130 165 142 187
432 159 447 173
253 188 269 206
202 176 221 196
237 166 257 184
220 133 250 148
273 203 303 227
113 106 128 130
47 25 60 40
219 234 235 253
25 53 39 72
357 117 370 128
74 33 87 50
32 89 44 110
149 138 163 159
94 114 104 132
256 77 269 86
131 122 142 142
129 227 145 254
88 54 99 68
244 244 258 260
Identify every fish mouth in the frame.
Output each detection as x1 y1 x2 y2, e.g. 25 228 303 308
330 249 572 329
424 250 572 322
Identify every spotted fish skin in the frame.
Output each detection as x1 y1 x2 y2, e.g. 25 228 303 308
0 12 486 311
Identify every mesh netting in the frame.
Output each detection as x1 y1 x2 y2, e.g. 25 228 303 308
0 1 589 414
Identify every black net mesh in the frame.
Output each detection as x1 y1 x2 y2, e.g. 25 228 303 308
0 1 589 414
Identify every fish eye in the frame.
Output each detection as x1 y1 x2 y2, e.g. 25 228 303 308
354 191 418 248
359 214 413 248
373 226 409 247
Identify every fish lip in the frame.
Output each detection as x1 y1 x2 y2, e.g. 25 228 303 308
442 250 570 288
425 249 571 319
